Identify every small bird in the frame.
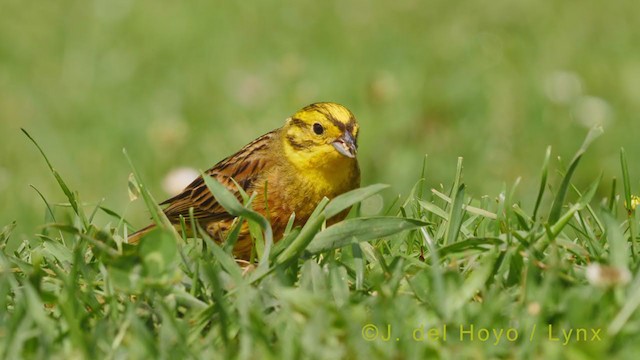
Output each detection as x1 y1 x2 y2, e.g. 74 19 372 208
129 102 361 260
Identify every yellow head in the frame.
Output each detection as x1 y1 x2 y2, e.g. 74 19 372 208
282 102 360 170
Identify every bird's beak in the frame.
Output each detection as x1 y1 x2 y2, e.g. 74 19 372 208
332 131 357 158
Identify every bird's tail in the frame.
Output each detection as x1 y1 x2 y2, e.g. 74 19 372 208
127 224 157 244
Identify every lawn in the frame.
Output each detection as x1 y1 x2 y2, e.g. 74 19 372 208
2 127 640 358
2 0 640 358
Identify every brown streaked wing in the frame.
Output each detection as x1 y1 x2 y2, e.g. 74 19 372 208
160 130 278 223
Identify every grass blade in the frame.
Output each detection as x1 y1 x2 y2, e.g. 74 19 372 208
323 184 389 218
276 198 329 264
533 145 551 219
450 250 498 311
305 216 427 254
548 126 603 223
620 147 637 260
22 129 89 228
445 184 466 245
621 148 632 215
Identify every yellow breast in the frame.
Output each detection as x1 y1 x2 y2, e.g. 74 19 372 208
274 136 360 219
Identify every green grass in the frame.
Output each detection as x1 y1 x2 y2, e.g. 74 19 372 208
2 127 640 359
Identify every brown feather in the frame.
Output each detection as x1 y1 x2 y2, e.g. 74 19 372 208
160 130 277 223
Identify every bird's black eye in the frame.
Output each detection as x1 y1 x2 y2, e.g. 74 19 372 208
313 123 324 135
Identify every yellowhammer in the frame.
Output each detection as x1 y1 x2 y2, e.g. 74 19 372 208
129 102 361 259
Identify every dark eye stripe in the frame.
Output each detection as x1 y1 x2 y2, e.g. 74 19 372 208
325 114 346 131
286 134 315 151
289 118 306 128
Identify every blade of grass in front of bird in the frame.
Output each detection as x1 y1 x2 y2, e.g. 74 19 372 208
198 226 244 285
283 212 296 237
275 198 329 264
201 261 231 346
305 216 427 254
175 217 194 275
323 184 389 219
188 207 199 248
223 217 243 254
249 220 265 263
178 214 189 242
231 178 250 203
234 182 265 261
271 220 300 259
201 172 273 266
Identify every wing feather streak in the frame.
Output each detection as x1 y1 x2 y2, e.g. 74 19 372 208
160 130 278 223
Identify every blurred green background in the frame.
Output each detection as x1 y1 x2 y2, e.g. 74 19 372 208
2 0 640 242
